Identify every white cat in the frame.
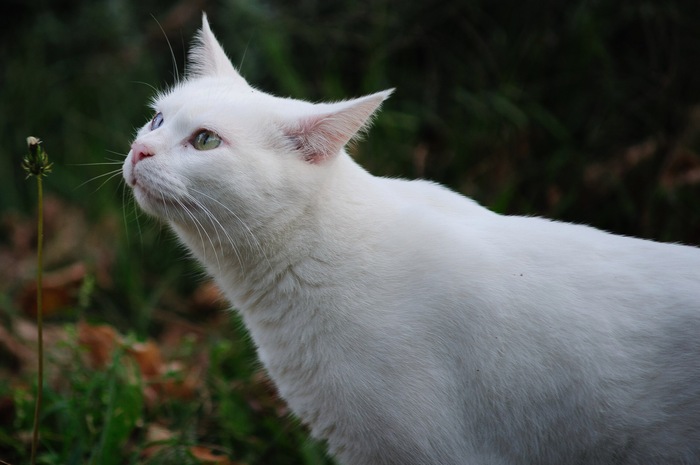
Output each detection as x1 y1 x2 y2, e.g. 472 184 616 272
123 14 700 465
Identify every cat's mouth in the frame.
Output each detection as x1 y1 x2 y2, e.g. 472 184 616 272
124 160 198 217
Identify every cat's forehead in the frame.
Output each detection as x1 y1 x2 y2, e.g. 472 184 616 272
151 77 259 112
150 77 315 121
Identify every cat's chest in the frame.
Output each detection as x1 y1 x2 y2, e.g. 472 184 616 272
238 290 352 429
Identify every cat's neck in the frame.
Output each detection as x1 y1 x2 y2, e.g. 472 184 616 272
172 151 392 311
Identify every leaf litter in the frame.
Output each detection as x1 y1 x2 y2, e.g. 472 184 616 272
0 196 292 464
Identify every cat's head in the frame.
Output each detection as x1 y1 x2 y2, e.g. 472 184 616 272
123 14 391 240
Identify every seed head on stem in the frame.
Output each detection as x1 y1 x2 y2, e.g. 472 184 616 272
23 136 53 178
24 135 50 465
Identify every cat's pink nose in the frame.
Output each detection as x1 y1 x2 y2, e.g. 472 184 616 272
131 142 154 165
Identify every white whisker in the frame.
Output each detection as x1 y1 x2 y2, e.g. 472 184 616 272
188 187 271 271
121 181 133 246
182 191 243 271
176 195 223 271
151 14 179 84
239 37 252 71
131 80 159 93
69 161 124 166
75 168 123 192
105 149 128 159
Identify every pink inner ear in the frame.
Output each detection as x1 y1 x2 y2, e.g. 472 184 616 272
285 91 392 164
291 115 347 164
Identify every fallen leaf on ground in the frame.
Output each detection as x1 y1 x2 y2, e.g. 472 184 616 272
127 340 163 378
189 445 234 464
19 262 86 318
77 320 120 369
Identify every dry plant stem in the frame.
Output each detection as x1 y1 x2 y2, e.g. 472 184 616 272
30 175 44 465
24 136 51 464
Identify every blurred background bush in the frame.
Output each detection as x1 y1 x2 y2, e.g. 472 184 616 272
1 0 700 463
2 0 700 243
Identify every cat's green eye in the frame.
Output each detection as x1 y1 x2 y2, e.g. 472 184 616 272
192 130 222 151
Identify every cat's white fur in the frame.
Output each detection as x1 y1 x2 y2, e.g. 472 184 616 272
123 15 700 465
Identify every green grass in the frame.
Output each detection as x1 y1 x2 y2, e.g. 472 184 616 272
1 0 699 463
2 319 333 465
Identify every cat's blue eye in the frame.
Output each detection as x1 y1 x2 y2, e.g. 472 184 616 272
192 130 222 151
150 112 164 130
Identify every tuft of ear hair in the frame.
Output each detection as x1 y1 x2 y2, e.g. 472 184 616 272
285 90 394 164
187 13 249 86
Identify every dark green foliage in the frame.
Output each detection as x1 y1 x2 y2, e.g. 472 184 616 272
1 322 333 464
2 0 699 237
5 344 143 465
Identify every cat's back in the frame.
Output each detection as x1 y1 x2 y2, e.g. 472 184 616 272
382 175 699 286
382 176 494 219
374 173 700 348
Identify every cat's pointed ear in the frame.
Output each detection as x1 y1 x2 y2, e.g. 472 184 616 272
188 13 248 85
285 89 394 164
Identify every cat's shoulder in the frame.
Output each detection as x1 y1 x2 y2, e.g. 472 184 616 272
381 177 494 220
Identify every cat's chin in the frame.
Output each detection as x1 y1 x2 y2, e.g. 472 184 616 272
132 185 168 217
132 184 195 219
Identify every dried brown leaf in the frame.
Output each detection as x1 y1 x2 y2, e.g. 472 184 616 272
19 262 86 318
189 445 233 464
127 341 163 378
77 321 120 369
190 280 227 315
